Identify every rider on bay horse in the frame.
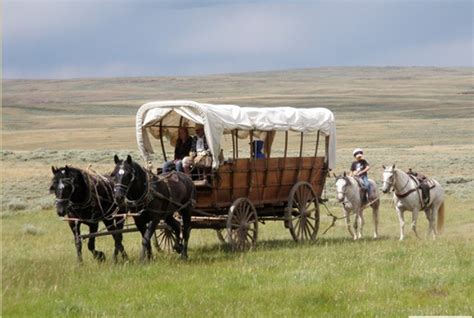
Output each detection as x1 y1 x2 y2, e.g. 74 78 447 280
350 148 371 202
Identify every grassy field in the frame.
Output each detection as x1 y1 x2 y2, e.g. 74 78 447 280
2 67 474 316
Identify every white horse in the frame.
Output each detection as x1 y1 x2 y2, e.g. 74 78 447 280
335 172 380 240
381 165 445 240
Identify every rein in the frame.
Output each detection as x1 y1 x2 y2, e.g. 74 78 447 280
337 177 358 206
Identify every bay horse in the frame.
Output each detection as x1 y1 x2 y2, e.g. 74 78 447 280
50 166 128 263
381 165 445 240
111 155 195 260
334 172 380 240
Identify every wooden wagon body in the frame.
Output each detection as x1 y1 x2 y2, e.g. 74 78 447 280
136 100 336 250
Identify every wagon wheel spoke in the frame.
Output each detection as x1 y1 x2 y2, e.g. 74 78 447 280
154 227 176 253
306 220 316 232
287 182 320 242
227 198 258 251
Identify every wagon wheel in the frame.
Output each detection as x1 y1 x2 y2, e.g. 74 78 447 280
286 181 320 242
153 224 178 253
226 198 258 251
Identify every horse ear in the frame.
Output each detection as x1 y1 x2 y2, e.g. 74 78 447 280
126 155 132 164
382 165 386 169
343 171 346 177
114 155 120 164
392 164 396 169
51 166 57 174
65 165 70 176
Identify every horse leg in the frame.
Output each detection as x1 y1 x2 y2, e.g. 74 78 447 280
424 207 433 239
396 207 405 241
372 202 379 239
344 208 356 240
180 210 192 259
141 220 158 262
411 209 421 239
87 223 106 262
134 217 148 261
357 211 364 239
115 220 129 261
104 219 128 263
69 221 83 264
165 214 183 254
429 202 442 240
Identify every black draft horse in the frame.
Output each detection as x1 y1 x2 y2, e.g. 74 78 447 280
50 166 128 263
111 155 195 260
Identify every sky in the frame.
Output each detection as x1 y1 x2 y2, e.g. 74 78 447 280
3 0 473 79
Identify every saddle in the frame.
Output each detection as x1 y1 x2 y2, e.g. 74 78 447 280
407 169 435 207
160 171 180 184
353 177 370 204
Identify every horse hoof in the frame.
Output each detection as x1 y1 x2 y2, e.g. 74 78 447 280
173 244 183 254
96 252 106 262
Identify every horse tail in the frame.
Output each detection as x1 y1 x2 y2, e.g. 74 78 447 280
437 201 445 233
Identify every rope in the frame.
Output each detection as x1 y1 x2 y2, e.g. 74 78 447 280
320 201 354 235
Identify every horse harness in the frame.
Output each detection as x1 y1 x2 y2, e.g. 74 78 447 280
117 166 191 215
58 170 117 222
395 174 436 209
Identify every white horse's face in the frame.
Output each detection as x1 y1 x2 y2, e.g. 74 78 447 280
382 166 395 193
335 178 348 202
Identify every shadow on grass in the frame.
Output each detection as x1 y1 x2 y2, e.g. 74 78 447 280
185 235 392 264
25 235 393 267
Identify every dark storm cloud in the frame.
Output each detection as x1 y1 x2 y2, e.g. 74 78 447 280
3 0 473 78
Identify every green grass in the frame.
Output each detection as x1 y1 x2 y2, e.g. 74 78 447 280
2 67 474 316
2 197 473 317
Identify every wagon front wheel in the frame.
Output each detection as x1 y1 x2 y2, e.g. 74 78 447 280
286 181 320 242
227 198 258 251
153 223 178 253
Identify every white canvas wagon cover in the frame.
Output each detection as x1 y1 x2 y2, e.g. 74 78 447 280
136 100 336 169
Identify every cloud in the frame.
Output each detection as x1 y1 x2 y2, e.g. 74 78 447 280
169 4 306 55
3 1 473 78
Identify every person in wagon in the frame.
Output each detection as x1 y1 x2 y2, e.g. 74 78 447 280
182 124 211 174
350 148 371 200
162 127 193 173
251 139 265 159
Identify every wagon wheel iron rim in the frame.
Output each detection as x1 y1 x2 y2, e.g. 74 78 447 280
286 181 320 242
226 198 258 251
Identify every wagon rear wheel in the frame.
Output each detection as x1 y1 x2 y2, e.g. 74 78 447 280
286 181 320 242
227 198 258 251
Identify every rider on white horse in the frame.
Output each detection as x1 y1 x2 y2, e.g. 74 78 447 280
350 148 371 201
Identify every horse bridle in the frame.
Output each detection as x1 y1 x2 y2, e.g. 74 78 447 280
55 176 93 210
114 164 151 208
55 177 75 206
113 167 136 196
383 169 410 193
336 177 355 203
